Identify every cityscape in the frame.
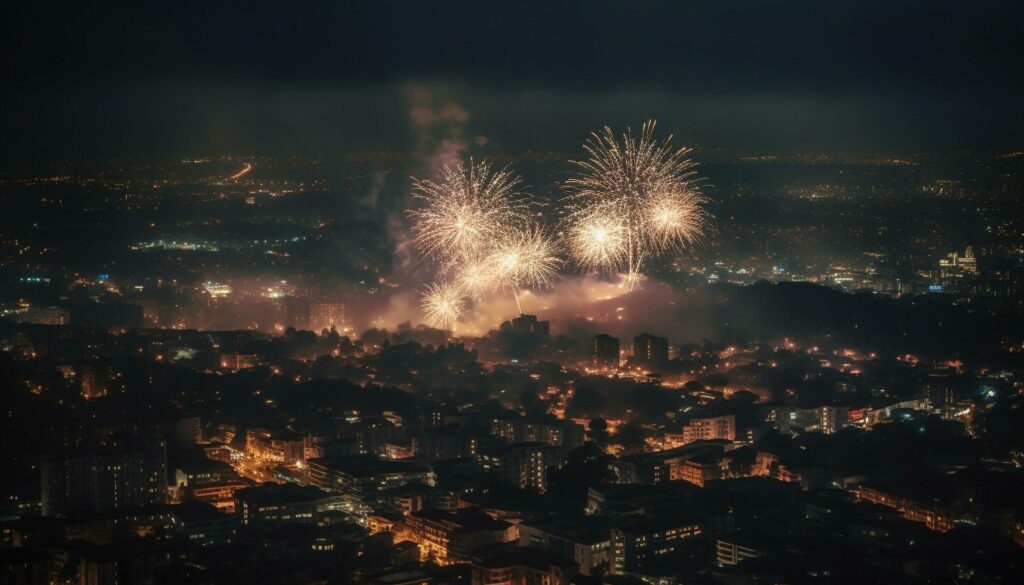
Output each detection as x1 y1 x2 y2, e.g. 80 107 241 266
2 2 1024 585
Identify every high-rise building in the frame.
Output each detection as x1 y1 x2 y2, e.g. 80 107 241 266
42 435 167 517
309 302 347 332
591 334 620 368
479 443 554 492
491 417 585 451
284 296 311 330
680 415 736 444
501 314 550 337
611 516 702 575
80 364 111 400
633 333 669 365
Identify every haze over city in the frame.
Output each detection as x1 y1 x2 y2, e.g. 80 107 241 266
2 2 1024 585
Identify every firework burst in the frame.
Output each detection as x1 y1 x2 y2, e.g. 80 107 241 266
563 120 708 288
408 160 564 323
408 161 527 268
420 282 466 330
644 185 709 255
453 260 501 298
486 225 561 312
567 202 628 271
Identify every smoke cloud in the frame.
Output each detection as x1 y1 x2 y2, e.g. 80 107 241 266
405 85 470 175
364 273 696 339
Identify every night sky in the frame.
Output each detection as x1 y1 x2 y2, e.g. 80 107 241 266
3 0 1022 163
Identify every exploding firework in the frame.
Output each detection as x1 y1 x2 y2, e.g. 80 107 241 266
420 282 466 330
453 260 500 298
563 120 708 287
566 202 628 272
486 225 561 312
407 160 527 269
644 185 708 255
409 160 563 322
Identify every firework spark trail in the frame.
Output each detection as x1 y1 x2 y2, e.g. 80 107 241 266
566 201 628 271
563 120 709 289
407 160 527 269
420 282 466 330
485 225 561 313
409 160 560 325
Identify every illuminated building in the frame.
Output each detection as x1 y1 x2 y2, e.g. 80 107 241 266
751 449 802 484
381 484 430 516
490 417 585 451
188 480 253 513
366 511 400 535
234 483 336 528
675 455 722 487
405 507 516 563
854 483 955 532
614 441 727 485
246 428 305 464
381 442 414 460
202 281 232 298
925 372 956 412
479 443 554 492
414 425 494 460
220 353 258 371
306 456 435 516
715 536 763 566
938 246 979 277
175 500 238 547
679 415 736 444
632 333 669 365
173 458 235 488
818 405 847 434
610 515 702 575
470 547 578 585
309 301 347 332
590 334 620 368
80 364 111 400
42 436 167 517
771 406 848 435
18 305 68 325
518 517 612 575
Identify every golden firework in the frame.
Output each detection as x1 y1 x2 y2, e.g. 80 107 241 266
563 120 709 287
420 282 466 330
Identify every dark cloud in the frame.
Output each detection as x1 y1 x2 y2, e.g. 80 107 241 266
2 1 1022 161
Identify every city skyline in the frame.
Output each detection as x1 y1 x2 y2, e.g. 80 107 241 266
2 3 1024 585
